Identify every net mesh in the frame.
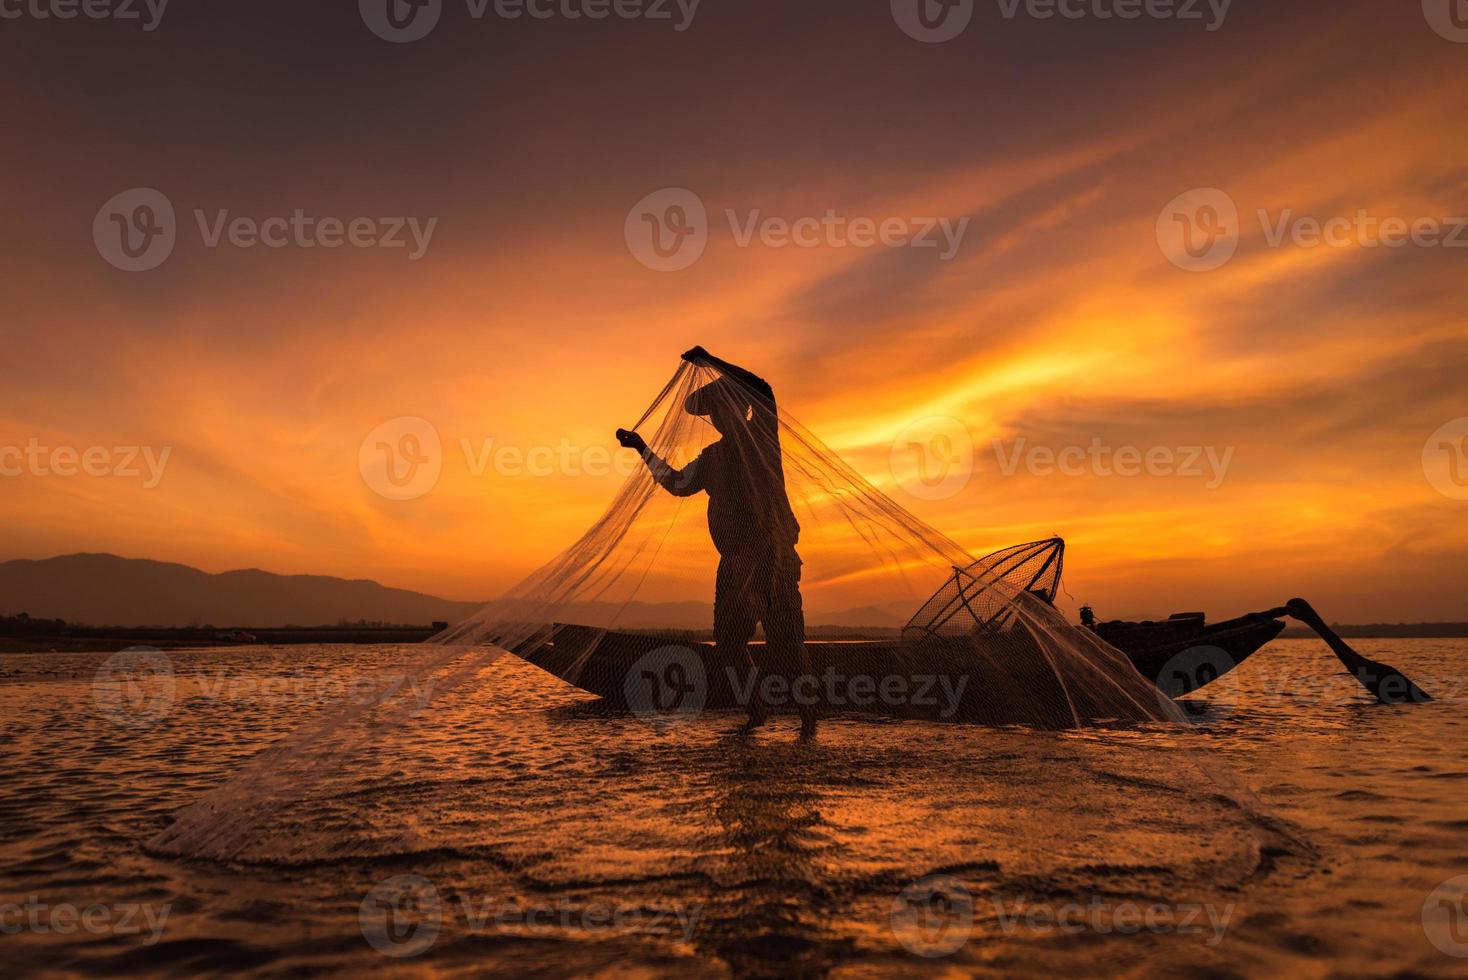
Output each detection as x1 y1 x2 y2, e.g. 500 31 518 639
149 357 1199 862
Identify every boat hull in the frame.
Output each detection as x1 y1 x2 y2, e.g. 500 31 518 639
1094 614 1285 697
514 613 1284 725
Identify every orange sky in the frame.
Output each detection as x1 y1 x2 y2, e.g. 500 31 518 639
2 1 1465 621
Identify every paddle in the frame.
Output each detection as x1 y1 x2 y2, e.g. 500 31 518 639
1251 599 1432 705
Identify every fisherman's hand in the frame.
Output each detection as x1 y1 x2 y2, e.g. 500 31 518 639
615 428 647 453
681 346 710 365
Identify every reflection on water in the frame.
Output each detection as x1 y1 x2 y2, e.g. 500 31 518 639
696 739 831 978
0 639 1464 977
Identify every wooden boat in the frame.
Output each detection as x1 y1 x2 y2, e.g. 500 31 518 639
1086 610 1285 697
515 608 1284 725
509 536 1427 721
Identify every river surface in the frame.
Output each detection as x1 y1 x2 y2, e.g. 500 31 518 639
1 639 1465 977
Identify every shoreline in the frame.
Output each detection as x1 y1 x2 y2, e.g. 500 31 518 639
3 622 1466 653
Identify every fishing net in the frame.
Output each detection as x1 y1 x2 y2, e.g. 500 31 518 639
149 356 1226 865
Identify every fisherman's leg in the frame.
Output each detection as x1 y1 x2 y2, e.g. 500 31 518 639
714 557 763 729
765 549 816 738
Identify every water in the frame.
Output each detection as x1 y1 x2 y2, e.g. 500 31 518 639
1 639 1465 977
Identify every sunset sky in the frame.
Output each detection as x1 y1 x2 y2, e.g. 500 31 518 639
2 0 1465 622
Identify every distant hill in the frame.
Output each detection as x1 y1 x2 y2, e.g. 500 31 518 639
0 554 913 630
0 554 485 628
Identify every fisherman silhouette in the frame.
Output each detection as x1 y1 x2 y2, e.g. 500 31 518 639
617 347 816 739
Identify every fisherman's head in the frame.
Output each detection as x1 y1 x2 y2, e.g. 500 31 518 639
685 378 751 435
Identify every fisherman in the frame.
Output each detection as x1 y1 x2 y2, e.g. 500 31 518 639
616 347 816 739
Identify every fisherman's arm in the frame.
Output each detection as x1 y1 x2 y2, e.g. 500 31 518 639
615 429 705 496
